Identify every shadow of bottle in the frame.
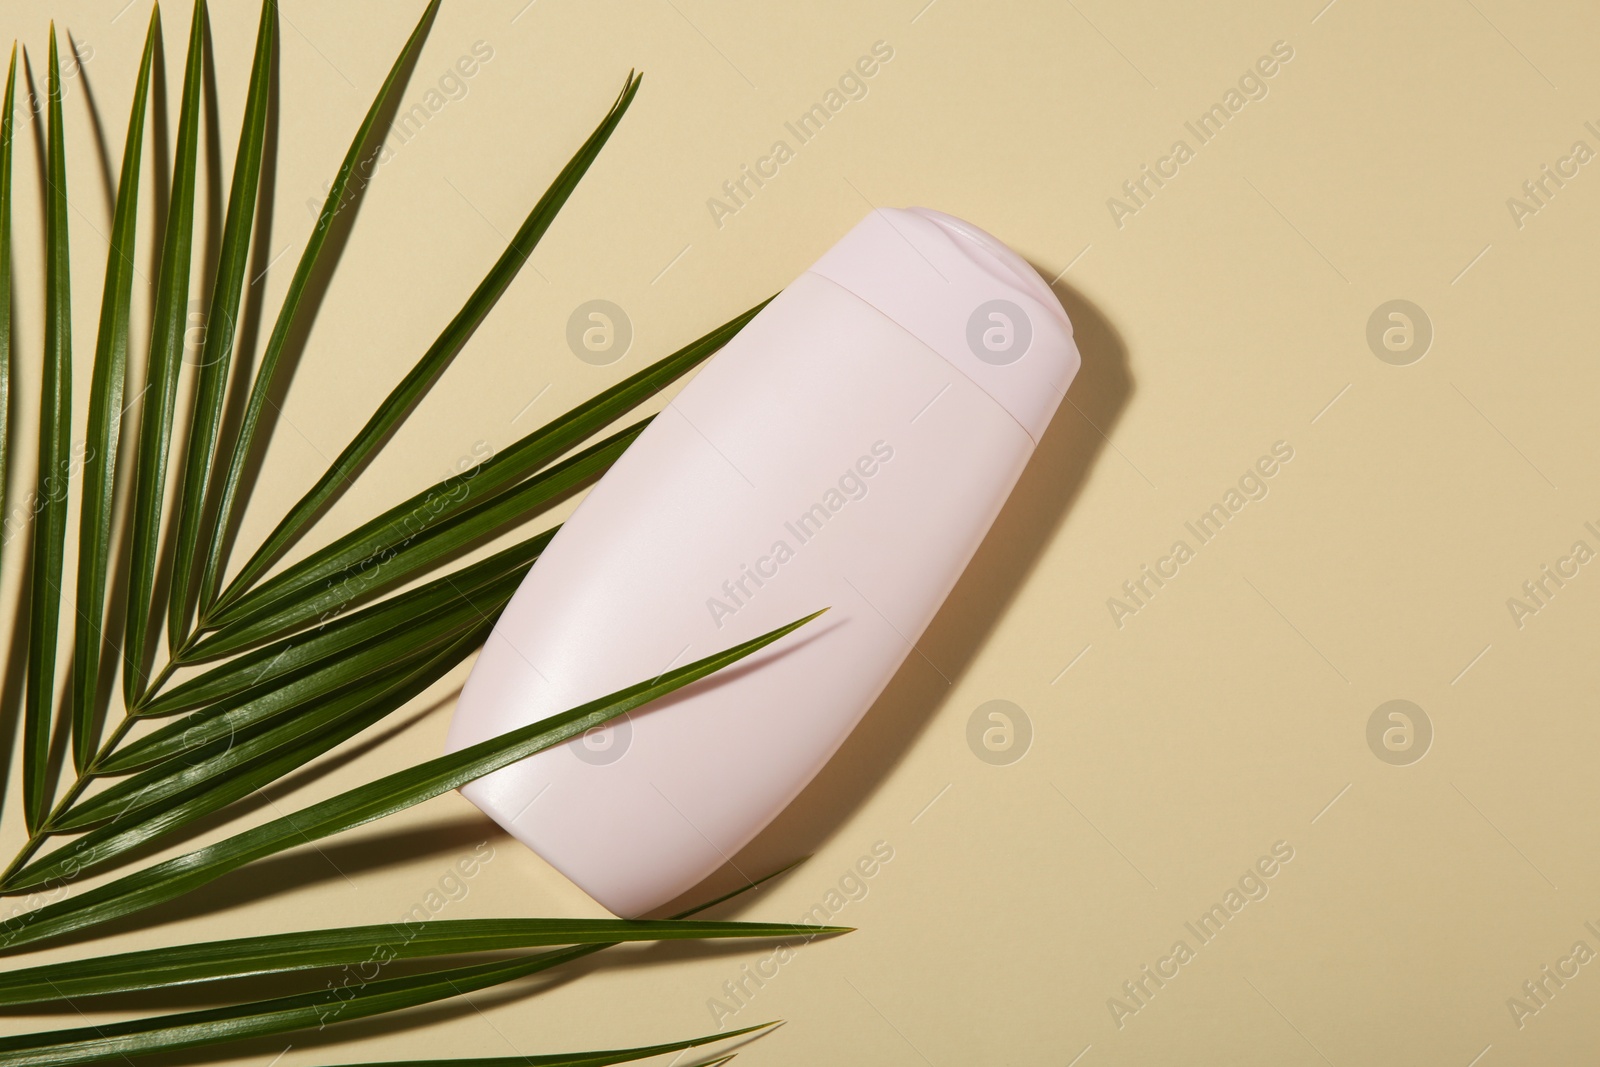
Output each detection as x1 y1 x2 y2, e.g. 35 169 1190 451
651 273 1133 918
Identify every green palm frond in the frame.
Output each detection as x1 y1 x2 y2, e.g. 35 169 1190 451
120 0 204 710
205 66 644 622
0 611 820 953
141 530 547 716
21 24 73 834
164 0 274 654
68 7 157 773
0 1 835 1062
193 0 442 624
316 1033 763 1067
0 45 17 821
2 1015 773 1067
0 947 761 1067
16 625 494 883
0 919 836 1006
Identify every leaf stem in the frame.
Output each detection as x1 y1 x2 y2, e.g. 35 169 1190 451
1 715 140 886
132 659 178 710
4 640 184 884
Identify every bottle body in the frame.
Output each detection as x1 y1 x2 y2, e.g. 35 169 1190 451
446 209 1078 916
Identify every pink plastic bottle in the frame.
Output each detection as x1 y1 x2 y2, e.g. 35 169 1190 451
445 208 1079 916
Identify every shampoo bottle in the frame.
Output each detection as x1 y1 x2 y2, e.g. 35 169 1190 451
445 207 1080 916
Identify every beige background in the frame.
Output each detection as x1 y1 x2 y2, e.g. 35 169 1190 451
2 0 1598 1064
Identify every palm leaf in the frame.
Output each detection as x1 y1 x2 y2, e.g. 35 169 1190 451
165 0 274 653
139 531 547 716
0 918 837 1005
206 70 643 622
0 949 767 1067
15 626 494 888
0 950 664 1067
0 610 821 953
0 864 805 1067
193 0 441 623
318 1032 762 1067
67 8 158 773
0 45 16 815
120 0 205 707
95 569 519 774
198 300 764 650
22 25 74 832
193 419 644 660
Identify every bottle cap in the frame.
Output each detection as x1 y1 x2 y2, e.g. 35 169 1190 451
808 207 1080 444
